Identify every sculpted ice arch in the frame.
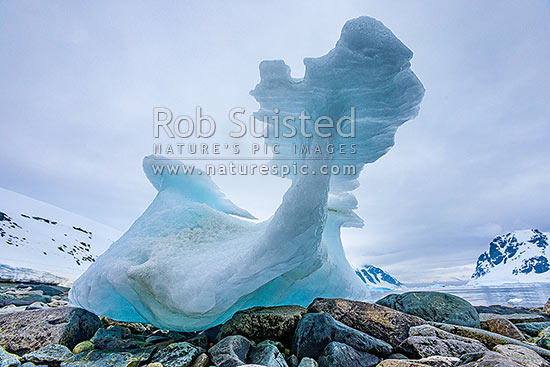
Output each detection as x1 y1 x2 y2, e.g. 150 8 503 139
69 16 424 331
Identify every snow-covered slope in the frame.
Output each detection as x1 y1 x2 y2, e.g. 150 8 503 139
470 229 550 285
355 264 403 289
0 187 121 282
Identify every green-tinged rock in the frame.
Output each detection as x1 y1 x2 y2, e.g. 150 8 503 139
149 342 202 367
307 298 426 349
376 292 480 328
257 340 285 353
516 322 550 337
535 327 550 350
494 344 550 367
22 344 73 366
544 299 550 314
71 341 93 354
0 307 101 355
0 345 20 367
217 305 307 344
60 348 154 367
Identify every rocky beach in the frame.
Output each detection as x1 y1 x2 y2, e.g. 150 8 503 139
1 281 550 367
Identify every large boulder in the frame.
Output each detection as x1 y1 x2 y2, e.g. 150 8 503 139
317 342 380 367
248 344 288 367
209 335 251 367
291 313 392 360
307 298 425 348
482 318 525 341
376 292 480 328
22 344 73 366
494 344 550 367
399 325 487 358
0 307 101 354
217 306 307 344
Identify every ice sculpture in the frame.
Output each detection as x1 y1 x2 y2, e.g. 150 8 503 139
69 16 424 331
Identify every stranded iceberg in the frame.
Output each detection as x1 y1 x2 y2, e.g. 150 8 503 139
70 16 425 331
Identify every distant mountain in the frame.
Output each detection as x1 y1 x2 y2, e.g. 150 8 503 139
0 187 121 283
470 229 550 285
355 264 403 289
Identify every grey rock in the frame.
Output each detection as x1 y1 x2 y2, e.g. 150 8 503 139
376 292 480 328
399 325 487 358
317 342 379 367
217 306 307 344
297 357 317 367
248 344 288 367
432 322 550 359
494 344 550 367
292 313 392 360
307 298 425 348
90 328 140 351
459 351 522 367
209 335 251 367
0 345 20 367
0 307 101 354
377 356 459 366
60 348 154 367
22 344 73 366
150 342 202 367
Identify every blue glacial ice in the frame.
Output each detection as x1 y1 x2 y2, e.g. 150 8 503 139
69 16 425 331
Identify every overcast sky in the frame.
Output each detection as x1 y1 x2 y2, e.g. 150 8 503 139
1 1 549 283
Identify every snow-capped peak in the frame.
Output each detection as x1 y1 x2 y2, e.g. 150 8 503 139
0 187 121 283
355 264 403 289
470 229 549 285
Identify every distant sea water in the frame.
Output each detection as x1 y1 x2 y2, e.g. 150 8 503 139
368 283 550 308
